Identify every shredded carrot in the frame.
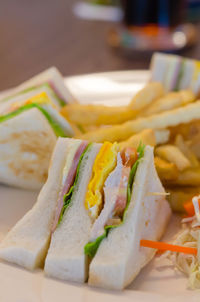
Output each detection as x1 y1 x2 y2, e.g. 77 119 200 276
140 239 197 255
184 197 200 217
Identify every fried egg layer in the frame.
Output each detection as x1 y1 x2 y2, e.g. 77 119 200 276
85 141 119 220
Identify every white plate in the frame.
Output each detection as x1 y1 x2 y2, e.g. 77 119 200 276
65 70 149 106
0 71 198 301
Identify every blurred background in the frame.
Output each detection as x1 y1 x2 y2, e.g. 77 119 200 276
0 0 199 91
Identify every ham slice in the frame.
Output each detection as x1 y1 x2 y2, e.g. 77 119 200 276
51 141 88 232
48 81 67 104
114 166 130 216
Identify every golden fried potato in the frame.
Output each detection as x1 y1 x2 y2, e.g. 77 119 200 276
129 82 164 110
61 104 136 126
167 167 200 186
155 145 191 171
175 134 199 168
169 121 200 159
155 129 170 145
186 132 200 161
60 82 164 126
179 89 196 104
166 187 200 212
141 90 195 117
154 156 179 181
78 101 200 143
119 129 156 150
169 120 200 141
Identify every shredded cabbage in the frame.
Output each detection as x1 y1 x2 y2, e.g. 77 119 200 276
164 195 200 289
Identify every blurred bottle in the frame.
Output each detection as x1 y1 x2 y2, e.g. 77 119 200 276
187 0 200 22
108 0 197 52
122 0 186 27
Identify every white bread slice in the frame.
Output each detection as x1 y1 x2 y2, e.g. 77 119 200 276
0 138 81 269
88 146 171 290
150 53 173 86
0 85 60 115
44 143 101 283
17 67 75 104
0 108 57 189
42 104 74 137
178 59 194 90
0 67 75 104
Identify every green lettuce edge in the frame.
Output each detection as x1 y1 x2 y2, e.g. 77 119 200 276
0 102 66 137
174 60 185 91
1 83 66 107
57 143 93 227
44 83 66 106
84 142 145 259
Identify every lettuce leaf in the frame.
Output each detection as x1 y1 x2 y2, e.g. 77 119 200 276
84 142 145 258
84 231 107 259
0 103 66 137
57 143 93 226
174 60 185 91
126 142 145 214
1 86 36 103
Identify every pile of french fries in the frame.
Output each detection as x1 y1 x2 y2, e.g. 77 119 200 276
61 82 200 213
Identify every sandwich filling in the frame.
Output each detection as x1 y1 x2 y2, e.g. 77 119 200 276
1 83 65 107
50 140 145 257
0 93 70 137
51 141 120 233
47 82 66 106
51 141 89 232
0 91 56 115
85 142 119 220
165 58 182 91
84 143 145 258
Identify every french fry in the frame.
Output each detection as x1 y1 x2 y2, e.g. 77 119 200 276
170 121 200 159
167 167 200 186
119 129 156 150
170 120 200 141
155 145 191 171
60 82 164 126
142 92 182 117
175 134 199 168
155 129 170 145
141 90 195 117
179 90 196 104
80 124 99 133
189 134 200 160
128 82 164 110
154 156 179 181
78 101 200 143
61 104 136 126
166 187 200 212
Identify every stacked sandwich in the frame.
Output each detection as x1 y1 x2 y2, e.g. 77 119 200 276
0 67 75 105
0 68 74 190
0 138 171 290
150 53 200 95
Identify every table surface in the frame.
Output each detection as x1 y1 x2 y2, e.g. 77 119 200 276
0 0 199 91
